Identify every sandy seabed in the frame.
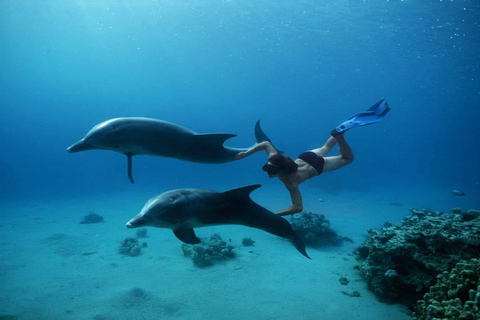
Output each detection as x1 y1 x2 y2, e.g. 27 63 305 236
2 183 470 320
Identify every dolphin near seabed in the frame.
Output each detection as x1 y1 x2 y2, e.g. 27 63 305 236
126 184 310 259
67 118 278 183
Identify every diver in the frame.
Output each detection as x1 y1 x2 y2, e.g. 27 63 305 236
235 99 391 216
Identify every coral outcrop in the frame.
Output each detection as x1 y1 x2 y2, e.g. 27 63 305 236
355 208 480 305
242 238 255 246
79 212 104 224
119 237 147 257
181 233 235 268
450 208 480 222
291 211 351 247
413 258 480 320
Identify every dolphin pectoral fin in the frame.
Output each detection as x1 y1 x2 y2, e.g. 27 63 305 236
173 228 201 244
126 153 134 184
291 232 311 259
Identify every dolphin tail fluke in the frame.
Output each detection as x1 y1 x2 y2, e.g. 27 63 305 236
126 153 134 183
254 120 284 154
291 232 311 259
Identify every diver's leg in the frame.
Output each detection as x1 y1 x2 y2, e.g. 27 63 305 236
322 133 354 173
310 137 337 157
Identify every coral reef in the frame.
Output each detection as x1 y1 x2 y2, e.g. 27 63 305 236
181 233 235 268
355 208 480 306
79 212 104 224
119 237 147 257
413 258 480 320
136 228 148 238
291 211 351 247
454 208 480 222
242 238 255 246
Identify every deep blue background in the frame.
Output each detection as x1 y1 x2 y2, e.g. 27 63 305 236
1 1 479 208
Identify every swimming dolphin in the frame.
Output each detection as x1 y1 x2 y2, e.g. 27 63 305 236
126 184 310 259
67 118 276 183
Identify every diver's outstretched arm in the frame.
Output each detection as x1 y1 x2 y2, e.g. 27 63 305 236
275 185 303 216
234 141 278 160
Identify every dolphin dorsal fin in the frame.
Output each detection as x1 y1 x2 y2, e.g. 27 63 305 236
224 184 262 199
195 133 237 146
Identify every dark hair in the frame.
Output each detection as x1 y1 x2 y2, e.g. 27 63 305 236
268 154 298 174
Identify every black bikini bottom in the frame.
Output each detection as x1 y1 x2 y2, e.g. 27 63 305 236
297 151 325 175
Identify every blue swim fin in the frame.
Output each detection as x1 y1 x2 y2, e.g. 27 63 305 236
332 98 390 136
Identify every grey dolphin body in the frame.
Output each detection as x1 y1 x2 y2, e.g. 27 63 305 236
126 184 310 259
67 118 274 183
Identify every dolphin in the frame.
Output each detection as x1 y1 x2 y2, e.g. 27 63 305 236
126 184 310 259
67 118 277 183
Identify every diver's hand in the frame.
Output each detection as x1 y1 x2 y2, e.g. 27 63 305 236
234 151 248 160
235 142 270 160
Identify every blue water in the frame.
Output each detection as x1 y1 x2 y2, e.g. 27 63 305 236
0 1 479 319
1 0 479 207
1 1 479 204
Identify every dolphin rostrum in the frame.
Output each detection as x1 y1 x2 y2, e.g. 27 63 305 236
126 184 310 259
67 118 276 183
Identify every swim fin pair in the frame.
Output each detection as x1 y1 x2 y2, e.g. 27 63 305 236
331 98 391 136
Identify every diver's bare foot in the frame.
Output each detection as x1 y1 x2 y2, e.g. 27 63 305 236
330 129 344 137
